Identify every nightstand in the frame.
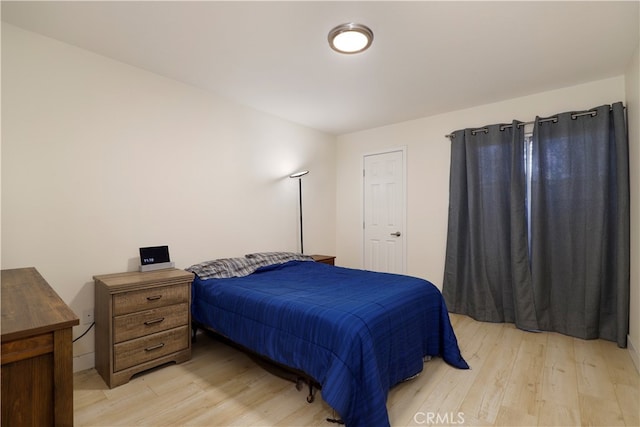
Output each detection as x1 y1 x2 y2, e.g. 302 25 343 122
94 268 194 388
311 255 336 266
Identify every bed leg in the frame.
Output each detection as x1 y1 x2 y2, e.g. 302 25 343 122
295 377 316 403
326 410 344 424
306 383 315 403
191 324 199 342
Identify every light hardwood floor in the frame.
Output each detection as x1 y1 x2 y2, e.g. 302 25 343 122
74 314 639 426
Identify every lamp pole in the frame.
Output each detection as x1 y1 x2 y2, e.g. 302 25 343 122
297 177 304 254
289 170 309 254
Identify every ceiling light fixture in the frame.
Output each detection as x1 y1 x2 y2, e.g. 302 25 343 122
328 23 373 54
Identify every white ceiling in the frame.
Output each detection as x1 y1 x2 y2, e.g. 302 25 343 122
2 1 638 135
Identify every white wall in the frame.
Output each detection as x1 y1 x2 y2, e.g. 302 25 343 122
336 77 626 286
1 24 336 371
625 40 640 372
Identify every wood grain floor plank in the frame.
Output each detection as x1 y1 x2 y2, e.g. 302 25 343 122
540 332 580 410
573 337 617 399
614 382 640 427
499 329 546 417
579 393 626 426
459 325 521 424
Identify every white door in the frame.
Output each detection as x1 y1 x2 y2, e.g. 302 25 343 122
363 150 405 273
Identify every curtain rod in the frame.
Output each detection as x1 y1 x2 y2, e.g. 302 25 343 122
444 106 623 139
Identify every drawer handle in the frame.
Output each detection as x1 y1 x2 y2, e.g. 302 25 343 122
144 317 165 326
146 295 162 301
145 343 165 352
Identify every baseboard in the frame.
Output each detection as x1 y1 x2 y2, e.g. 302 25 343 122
73 352 95 373
628 334 640 374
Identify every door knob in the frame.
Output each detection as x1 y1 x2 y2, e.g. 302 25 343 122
390 231 401 237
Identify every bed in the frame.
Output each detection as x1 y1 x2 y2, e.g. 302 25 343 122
187 253 468 427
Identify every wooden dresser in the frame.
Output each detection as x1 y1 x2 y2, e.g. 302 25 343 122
94 268 194 388
1 267 79 427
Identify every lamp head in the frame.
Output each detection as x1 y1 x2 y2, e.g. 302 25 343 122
289 170 309 178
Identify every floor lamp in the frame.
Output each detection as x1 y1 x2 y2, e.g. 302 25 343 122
289 170 309 253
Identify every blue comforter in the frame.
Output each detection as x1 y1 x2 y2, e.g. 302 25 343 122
191 261 468 427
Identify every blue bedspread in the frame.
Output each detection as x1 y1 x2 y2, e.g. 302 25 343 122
191 261 468 427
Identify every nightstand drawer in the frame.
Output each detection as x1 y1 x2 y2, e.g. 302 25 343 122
113 303 189 343
113 325 189 372
113 283 189 316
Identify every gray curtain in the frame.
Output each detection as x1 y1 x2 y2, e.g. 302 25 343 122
442 122 539 331
530 102 629 347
